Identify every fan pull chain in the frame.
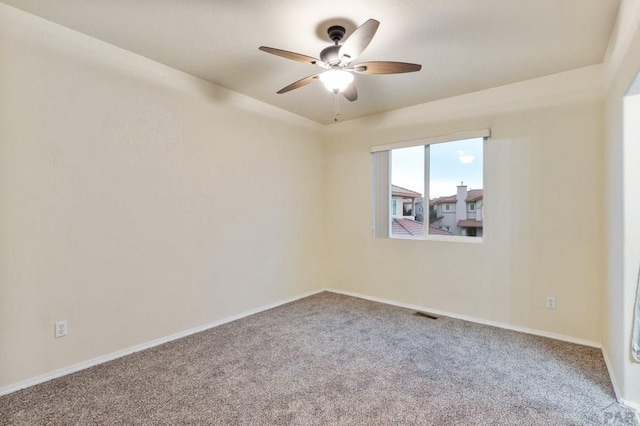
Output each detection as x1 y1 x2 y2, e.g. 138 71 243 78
334 93 340 122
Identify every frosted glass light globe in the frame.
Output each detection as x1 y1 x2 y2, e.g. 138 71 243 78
319 70 354 93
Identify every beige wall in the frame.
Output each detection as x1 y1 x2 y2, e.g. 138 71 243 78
0 5 325 389
325 66 604 344
603 0 640 408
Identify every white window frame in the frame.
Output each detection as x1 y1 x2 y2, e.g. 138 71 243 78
371 129 489 243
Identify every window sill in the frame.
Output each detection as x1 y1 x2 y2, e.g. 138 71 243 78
390 234 484 244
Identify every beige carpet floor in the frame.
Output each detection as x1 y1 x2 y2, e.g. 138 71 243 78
0 292 636 425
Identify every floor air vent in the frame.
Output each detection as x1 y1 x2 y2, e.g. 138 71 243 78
414 311 438 320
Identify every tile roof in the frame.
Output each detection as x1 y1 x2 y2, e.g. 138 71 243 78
466 189 483 202
391 184 422 198
429 226 454 235
433 195 457 205
391 218 453 236
433 189 483 204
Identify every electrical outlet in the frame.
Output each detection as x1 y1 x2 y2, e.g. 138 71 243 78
55 320 68 338
311 266 318 275
546 297 556 309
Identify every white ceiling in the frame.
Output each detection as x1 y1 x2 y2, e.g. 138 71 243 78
2 0 620 124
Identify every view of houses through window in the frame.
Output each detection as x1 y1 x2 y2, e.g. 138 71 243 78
390 138 484 238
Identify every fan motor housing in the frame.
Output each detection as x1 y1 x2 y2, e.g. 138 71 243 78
320 45 341 65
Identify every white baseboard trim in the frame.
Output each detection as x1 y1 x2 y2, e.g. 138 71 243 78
5 286 638 414
601 345 623 403
329 289 640 416
600 347 639 416
620 398 640 413
0 289 324 397
324 288 640 412
619 399 640 426
323 288 602 348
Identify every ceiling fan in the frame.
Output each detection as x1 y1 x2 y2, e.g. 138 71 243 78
259 19 422 103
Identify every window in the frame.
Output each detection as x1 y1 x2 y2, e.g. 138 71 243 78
371 129 488 240
392 200 398 216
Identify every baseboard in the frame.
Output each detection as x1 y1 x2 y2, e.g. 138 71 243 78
620 398 640 413
601 345 623 403
600 347 640 417
0 289 324 397
620 399 640 426
4 286 635 412
328 288 640 418
324 288 602 348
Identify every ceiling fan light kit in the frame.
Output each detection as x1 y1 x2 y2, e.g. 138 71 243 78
259 18 422 121
319 70 354 93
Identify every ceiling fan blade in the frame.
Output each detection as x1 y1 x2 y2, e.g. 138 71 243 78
353 61 422 75
277 74 320 94
259 46 321 66
341 82 357 102
338 19 380 65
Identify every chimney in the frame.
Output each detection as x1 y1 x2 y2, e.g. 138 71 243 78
456 181 467 225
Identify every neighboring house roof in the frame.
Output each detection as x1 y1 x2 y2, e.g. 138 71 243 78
392 218 453 236
457 219 483 228
429 226 454 235
466 189 483 202
392 218 423 236
433 189 483 205
391 184 422 198
433 194 457 205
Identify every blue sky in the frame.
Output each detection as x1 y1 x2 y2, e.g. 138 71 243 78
391 138 483 199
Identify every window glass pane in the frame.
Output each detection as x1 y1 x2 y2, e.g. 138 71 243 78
383 137 484 240
429 138 483 237
390 146 424 238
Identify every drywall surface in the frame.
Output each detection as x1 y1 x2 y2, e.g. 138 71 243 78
603 0 640 408
324 65 605 344
0 4 325 389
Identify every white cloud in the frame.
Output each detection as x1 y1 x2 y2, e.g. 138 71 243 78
457 150 475 164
